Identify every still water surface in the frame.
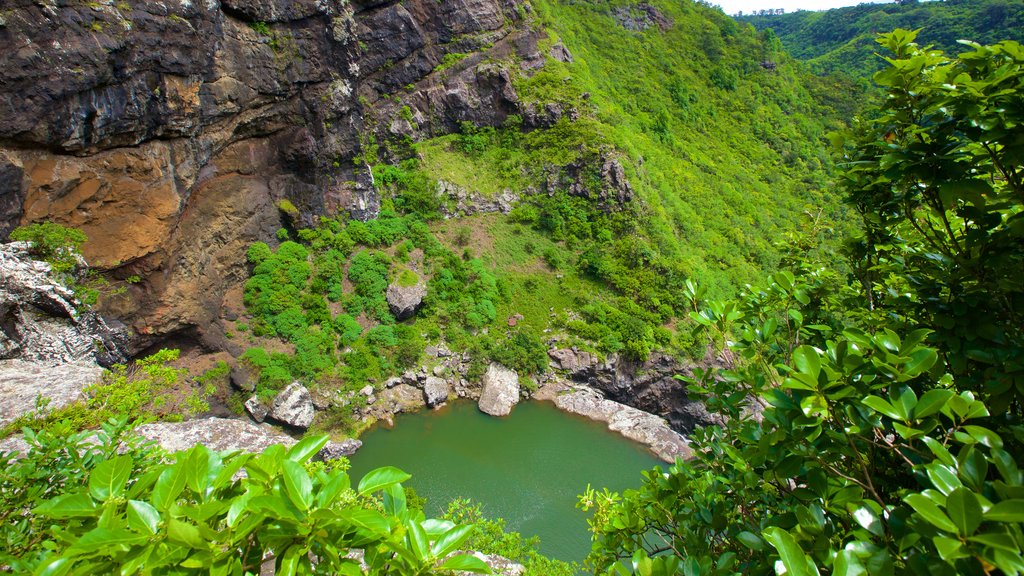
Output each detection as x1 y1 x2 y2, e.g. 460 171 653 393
348 401 662 563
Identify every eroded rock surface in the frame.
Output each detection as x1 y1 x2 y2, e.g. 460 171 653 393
0 360 104 428
0 241 131 426
535 381 691 463
478 363 519 416
549 347 724 435
135 418 297 454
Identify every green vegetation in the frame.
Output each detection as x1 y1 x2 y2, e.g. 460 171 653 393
0 428 494 574
579 34 1024 576
8 221 133 306
2 349 211 438
9 222 87 277
739 0 1024 77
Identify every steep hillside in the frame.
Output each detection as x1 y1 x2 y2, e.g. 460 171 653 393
739 0 1024 77
215 0 862 431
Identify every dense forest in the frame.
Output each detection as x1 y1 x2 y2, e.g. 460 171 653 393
739 0 1024 77
0 0 1022 574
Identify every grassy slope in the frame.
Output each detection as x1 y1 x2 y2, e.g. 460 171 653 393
522 0 854 296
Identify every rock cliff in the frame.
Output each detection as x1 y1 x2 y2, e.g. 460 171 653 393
0 0 541 352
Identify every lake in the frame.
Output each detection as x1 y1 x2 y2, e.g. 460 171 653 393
347 400 662 563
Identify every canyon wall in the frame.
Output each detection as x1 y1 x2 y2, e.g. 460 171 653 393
0 0 542 351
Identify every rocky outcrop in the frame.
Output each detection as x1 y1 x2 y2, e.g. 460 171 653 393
0 241 130 427
613 3 673 31
135 418 297 454
535 380 691 463
269 382 315 429
548 347 724 435
0 242 128 366
0 0 544 354
318 438 363 461
478 363 520 416
0 360 104 428
386 282 427 321
437 180 519 218
2 417 360 460
544 150 634 212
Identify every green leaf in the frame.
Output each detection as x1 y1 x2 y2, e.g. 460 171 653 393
436 554 491 573
89 455 133 502
408 521 430 563
905 494 958 533
67 527 147 555
184 445 211 495
282 460 313 512
153 464 187 511
850 505 883 537
432 524 474 559
736 531 764 551
286 434 329 463
863 396 904 421
383 483 407 517
278 545 302 576
946 488 982 536
167 518 205 549
763 527 816 576
127 500 161 535
969 532 1021 552
933 536 969 562
963 425 1003 449
34 493 98 518
926 464 962 496
914 389 953 419
922 437 955 466
833 550 866 576
792 346 821 380
903 348 937 377
34 557 73 576
986 500 1024 522
358 466 411 495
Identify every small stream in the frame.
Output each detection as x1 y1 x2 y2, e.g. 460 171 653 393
347 400 662 563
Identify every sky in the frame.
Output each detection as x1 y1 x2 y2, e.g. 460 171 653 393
713 0 890 16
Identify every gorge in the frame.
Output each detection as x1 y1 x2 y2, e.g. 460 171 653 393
2 0 1021 573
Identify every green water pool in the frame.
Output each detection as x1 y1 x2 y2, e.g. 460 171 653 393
347 400 662 563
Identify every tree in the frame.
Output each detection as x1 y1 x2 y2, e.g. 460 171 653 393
580 34 1024 576
836 30 1024 414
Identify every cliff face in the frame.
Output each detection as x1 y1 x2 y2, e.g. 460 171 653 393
0 0 539 350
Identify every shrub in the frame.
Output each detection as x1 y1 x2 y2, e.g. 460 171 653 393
9 222 87 276
13 433 491 575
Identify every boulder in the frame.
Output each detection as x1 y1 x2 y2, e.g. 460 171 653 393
245 395 269 423
381 383 427 414
423 376 450 408
478 363 519 417
386 282 427 320
318 439 362 461
269 382 315 429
